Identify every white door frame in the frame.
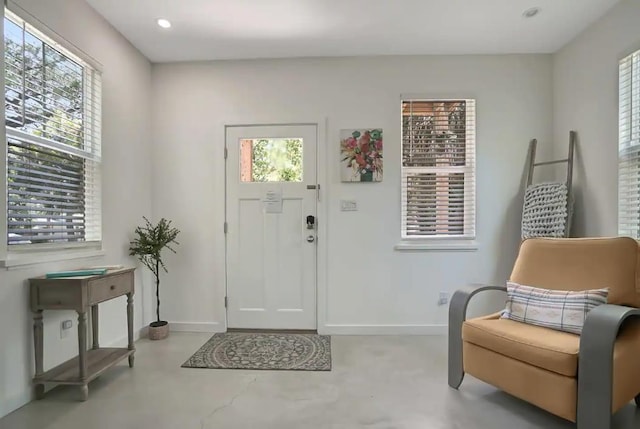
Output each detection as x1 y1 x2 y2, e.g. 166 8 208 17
219 119 328 333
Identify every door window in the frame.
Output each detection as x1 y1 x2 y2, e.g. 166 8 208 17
240 138 303 182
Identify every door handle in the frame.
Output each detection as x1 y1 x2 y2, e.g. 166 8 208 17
306 235 316 243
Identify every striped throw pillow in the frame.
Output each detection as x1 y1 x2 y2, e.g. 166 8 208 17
501 282 609 335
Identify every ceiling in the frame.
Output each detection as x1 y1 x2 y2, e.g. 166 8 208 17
86 0 620 63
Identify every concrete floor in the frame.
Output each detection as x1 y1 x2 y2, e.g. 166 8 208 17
1 333 639 429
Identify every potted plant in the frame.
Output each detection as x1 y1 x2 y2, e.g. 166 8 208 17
129 217 180 340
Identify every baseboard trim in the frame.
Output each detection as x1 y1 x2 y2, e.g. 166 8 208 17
169 322 224 333
143 322 445 335
320 324 447 335
105 325 148 347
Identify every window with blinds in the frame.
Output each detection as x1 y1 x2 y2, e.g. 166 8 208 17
618 49 640 238
401 99 476 239
4 9 102 247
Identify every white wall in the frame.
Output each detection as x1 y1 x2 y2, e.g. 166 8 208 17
553 0 640 237
0 0 152 418
151 55 554 334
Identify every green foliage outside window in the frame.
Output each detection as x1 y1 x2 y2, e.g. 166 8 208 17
251 138 303 182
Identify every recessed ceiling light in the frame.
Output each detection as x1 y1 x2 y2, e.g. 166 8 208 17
522 7 541 18
156 18 172 29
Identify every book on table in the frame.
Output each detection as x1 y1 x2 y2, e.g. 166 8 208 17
45 269 108 279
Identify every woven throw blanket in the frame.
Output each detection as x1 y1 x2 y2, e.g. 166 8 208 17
521 182 569 239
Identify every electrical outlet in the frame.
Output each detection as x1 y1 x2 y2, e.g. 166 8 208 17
60 319 73 339
438 292 450 306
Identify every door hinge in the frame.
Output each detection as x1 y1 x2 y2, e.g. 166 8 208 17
224 296 228 308
224 222 228 234
224 147 228 159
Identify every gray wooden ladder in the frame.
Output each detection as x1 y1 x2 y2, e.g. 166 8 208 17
525 130 576 238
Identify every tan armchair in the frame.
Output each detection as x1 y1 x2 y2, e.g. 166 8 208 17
448 237 640 429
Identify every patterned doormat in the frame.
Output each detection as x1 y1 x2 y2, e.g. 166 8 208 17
181 332 331 371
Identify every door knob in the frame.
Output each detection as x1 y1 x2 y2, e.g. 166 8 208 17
306 235 315 243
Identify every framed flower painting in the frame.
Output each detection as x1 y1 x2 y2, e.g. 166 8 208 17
340 128 383 182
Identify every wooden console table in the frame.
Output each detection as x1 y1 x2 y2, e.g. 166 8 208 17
29 268 135 401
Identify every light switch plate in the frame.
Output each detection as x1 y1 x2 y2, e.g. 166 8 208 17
438 292 450 306
60 319 73 339
340 200 358 211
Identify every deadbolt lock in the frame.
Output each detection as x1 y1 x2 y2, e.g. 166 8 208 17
306 215 315 230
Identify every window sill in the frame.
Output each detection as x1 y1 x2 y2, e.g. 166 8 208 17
1 248 106 269
394 240 479 252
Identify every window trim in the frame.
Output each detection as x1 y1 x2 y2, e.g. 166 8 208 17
394 239 479 252
618 48 640 238
1 6 103 265
398 96 477 248
5 2 103 72
0 248 105 269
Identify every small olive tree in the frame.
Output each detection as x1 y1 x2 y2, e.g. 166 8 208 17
129 217 180 325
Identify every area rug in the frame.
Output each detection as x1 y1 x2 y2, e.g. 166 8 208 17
181 332 331 371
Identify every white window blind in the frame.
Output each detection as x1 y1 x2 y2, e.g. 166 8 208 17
401 99 476 239
4 9 102 246
619 49 640 238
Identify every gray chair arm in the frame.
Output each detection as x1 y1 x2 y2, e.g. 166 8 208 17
577 304 640 429
448 284 507 389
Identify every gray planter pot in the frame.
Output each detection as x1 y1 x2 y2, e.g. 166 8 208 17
149 321 169 340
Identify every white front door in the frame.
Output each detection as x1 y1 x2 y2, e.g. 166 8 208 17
225 125 317 330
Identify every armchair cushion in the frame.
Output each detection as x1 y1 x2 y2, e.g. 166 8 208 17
463 314 580 376
501 282 609 334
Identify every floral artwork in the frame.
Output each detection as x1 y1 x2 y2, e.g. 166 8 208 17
340 129 383 182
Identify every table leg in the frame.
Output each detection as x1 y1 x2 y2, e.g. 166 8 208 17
91 305 99 350
35 384 45 400
33 310 44 399
78 311 88 400
80 385 89 401
127 292 135 368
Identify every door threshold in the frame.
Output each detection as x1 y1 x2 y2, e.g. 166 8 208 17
227 328 318 334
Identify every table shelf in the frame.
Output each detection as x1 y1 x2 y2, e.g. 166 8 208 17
34 348 133 385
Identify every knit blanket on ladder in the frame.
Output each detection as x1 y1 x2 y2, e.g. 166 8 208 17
521 182 570 239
